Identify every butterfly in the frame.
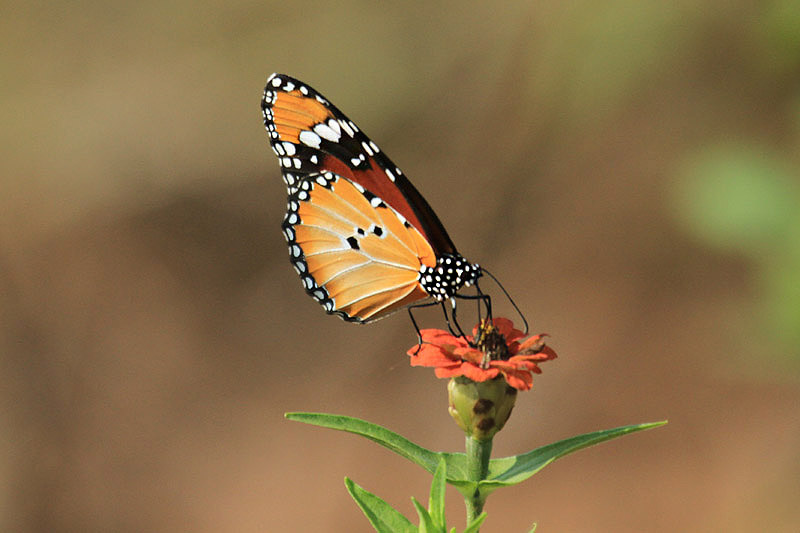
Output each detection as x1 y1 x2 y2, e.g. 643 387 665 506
261 73 489 330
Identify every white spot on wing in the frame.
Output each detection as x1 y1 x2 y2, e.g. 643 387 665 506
339 120 355 137
299 130 322 149
313 123 340 142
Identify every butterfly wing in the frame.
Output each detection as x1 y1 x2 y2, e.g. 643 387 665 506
262 73 457 257
284 171 437 322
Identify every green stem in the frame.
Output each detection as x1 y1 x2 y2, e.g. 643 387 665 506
464 435 493 525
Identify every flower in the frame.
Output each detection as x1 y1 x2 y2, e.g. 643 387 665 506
407 317 557 391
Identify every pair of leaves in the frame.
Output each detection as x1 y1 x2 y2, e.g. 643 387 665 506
345 458 486 533
287 413 665 504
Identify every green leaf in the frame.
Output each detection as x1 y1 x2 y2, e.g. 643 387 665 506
448 420 667 499
462 512 488 533
344 477 415 533
451 421 667 501
428 458 447 530
488 421 666 485
286 412 468 479
412 497 436 533
291 414 666 510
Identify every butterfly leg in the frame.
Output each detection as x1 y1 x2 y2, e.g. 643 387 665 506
444 299 468 339
407 300 441 354
450 290 493 344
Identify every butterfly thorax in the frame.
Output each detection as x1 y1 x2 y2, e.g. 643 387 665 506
419 253 482 301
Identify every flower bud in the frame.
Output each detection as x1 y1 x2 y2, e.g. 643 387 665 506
447 376 518 441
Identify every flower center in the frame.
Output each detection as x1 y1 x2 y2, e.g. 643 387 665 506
475 320 510 363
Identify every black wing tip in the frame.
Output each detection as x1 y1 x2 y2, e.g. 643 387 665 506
265 73 310 89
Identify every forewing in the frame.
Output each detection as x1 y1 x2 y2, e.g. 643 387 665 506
263 73 457 256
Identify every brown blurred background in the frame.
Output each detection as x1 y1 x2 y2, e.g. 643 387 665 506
3 1 800 531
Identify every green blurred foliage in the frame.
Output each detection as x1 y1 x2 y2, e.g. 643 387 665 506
756 0 800 75
673 145 800 357
671 1 800 361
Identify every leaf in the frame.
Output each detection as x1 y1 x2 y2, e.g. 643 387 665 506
291 413 666 508
462 512 487 533
451 421 667 501
489 421 667 485
344 477 416 533
286 412 468 479
412 497 435 533
428 458 447 530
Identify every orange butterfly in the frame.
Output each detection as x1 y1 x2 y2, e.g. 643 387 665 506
262 74 487 329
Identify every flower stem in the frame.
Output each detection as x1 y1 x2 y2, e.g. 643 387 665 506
464 435 493 525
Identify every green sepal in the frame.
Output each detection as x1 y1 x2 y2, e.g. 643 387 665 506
344 477 416 533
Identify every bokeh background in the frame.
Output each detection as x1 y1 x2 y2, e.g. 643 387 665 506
3 1 800 531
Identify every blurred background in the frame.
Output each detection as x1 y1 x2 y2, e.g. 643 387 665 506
2 1 799 531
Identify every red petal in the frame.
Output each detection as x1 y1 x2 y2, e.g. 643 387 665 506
502 369 533 391
497 318 526 343
410 348 459 367
435 365 466 378
453 346 485 365
460 363 499 382
516 334 541 350
539 346 558 359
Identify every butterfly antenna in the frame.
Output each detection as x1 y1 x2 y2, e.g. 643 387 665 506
474 282 492 323
481 268 528 335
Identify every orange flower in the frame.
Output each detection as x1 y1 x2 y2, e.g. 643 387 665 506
407 318 557 391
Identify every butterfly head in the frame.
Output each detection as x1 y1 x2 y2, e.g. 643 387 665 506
419 253 482 302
